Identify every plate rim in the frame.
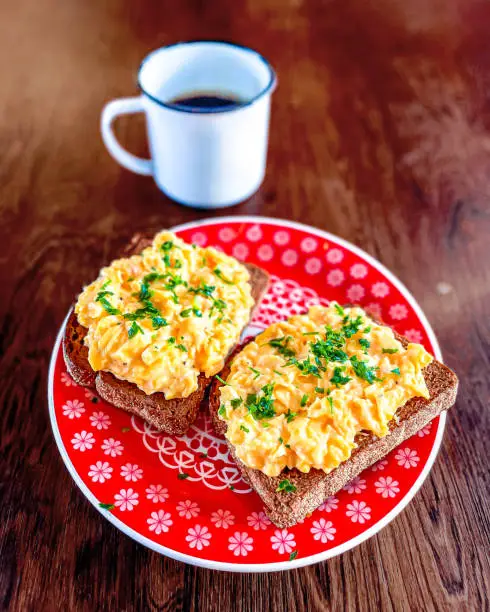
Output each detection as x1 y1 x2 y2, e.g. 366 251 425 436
48 215 446 573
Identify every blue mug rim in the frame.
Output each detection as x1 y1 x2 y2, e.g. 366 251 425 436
137 40 277 114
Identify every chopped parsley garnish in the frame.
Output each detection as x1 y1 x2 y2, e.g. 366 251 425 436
279 437 284 444
151 316 168 329
99 502 115 510
315 387 325 394
289 551 298 561
230 398 243 409
350 355 382 383
177 472 189 480
327 396 334 414
330 367 352 387
180 306 202 318
300 394 309 407
273 369 284 377
213 267 233 284
160 240 174 251
276 479 297 493
189 283 216 298
342 315 364 338
215 374 229 386
302 331 320 336
286 357 322 377
240 425 249 433
167 336 176 344
285 409 297 423
100 279 112 290
268 336 295 358
359 338 370 349
245 383 275 420
310 329 348 364
364 326 371 333
391 367 401 375
176 344 187 352
249 366 261 380
96 295 121 316
382 348 399 354
128 321 143 339
218 405 227 418
334 303 345 316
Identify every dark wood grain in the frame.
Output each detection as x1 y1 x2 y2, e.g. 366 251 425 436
0 0 489 610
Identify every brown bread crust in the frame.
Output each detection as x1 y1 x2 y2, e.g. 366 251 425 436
209 327 459 527
62 233 269 435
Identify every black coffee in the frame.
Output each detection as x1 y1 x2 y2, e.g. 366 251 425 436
168 92 243 111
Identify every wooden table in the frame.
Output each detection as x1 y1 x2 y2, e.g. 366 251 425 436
1 0 488 610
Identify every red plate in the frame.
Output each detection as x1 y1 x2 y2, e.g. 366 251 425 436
48 217 445 571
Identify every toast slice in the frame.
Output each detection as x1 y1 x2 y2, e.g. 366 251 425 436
63 233 269 435
209 326 458 527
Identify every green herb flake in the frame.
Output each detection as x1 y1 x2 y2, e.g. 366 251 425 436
359 338 370 349
215 374 229 386
302 331 320 336
151 316 168 329
300 394 308 407
167 336 176 344
240 425 250 433
289 551 298 561
273 369 284 377
121 427 131 433
268 336 295 358
249 366 261 380
315 387 325 394
180 308 192 318
330 367 352 387
285 409 297 423
382 348 399 354
327 396 334 414
334 303 345 316
342 315 364 338
128 321 143 339
364 326 372 333
391 367 401 375
218 404 227 418
246 383 275 420
279 436 284 444
214 267 233 284
230 398 243 409
276 479 297 493
95 291 121 316
350 355 382 383
176 344 187 352
177 473 189 480
99 502 115 511
160 240 174 251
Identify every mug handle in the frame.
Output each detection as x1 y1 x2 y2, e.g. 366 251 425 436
100 96 153 176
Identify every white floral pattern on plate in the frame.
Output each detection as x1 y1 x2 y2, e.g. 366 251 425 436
148 510 173 534
310 519 336 543
186 525 211 550
211 509 235 529
228 532 254 556
270 529 296 555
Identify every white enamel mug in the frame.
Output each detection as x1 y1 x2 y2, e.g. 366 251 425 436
101 41 276 209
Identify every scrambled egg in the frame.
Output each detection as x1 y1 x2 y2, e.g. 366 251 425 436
218 303 433 477
75 231 254 398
